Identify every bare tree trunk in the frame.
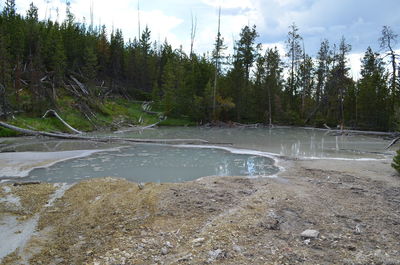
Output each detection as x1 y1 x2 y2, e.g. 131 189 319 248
42 109 83 134
213 7 221 120
267 85 272 126
190 12 197 58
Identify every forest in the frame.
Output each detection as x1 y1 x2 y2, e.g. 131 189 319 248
0 0 399 132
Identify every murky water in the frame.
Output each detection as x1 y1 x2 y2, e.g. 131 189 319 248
102 126 393 159
0 127 394 183
27 144 279 183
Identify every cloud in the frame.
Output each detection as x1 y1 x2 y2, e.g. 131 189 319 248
17 0 184 47
201 0 254 9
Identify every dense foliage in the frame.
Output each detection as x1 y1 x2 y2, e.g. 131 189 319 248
0 1 399 130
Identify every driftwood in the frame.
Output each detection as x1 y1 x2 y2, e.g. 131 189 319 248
0 120 209 144
323 123 331 130
386 137 400 149
43 109 83 134
114 121 161 134
13 181 41 186
70 75 89 95
327 129 398 137
141 101 163 116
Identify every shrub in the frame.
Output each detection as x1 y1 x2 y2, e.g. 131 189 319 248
392 149 400 175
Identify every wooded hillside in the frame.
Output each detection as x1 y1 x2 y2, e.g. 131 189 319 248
0 1 399 131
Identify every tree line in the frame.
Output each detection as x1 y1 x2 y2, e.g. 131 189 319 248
0 1 399 131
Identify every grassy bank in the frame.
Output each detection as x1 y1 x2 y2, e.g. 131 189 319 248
0 97 196 137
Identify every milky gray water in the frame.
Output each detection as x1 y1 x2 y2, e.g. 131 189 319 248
0 127 394 183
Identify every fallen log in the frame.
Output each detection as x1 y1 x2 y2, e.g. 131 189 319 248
43 109 83 134
70 75 89 95
13 181 41 186
0 120 209 144
327 129 398 137
114 121 161 134
386 137 400 149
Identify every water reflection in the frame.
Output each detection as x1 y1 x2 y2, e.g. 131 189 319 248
2 127 393 159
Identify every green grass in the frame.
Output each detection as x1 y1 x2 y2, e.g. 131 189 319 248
0 97 196 137
159 117 196 126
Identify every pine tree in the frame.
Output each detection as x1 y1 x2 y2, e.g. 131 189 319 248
3 0 16 17
161 59 176 115
230 25 259 121
82 46 98 84
315 39 331 117
285 23 303 110
325 37 352 127
357 47 388 130
50 26 66 85
264 48 284 124
96 25 110 78
138 26 152 91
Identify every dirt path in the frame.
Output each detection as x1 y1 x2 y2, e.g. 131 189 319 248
1 158 399 264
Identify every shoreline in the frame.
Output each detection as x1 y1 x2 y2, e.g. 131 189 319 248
0 141 394 184
1 157 399 264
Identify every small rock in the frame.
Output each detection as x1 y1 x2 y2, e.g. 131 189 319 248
208 249 227 261
232 245 242 252
177 253 192 262
165 241 173 248
161 247 169 255
300 229 319 239
138 183 145 190
192 237 205 246
354 224 361 234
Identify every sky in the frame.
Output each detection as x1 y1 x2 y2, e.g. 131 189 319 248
9 0 400 78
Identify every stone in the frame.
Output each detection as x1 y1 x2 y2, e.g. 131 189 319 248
300 229 319 239
208 249 227 261
161 247 169 255
232 245 242 252
165 241 173 248
192 237 205 246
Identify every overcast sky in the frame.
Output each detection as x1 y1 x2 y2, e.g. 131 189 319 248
10 0 400 77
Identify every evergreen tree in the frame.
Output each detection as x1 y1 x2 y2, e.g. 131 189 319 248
264 48 284 123
230 25 259 121
109 29 125 91
298 53 314 118
285 23 303 110
82 46 98 84
357 47 389 130
96 25 110 79
315 39 331 112
49 25 66 86
325 37 352 127
3 0 16 17
161 59 176 115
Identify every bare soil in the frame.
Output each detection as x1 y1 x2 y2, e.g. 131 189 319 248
1 158 400 264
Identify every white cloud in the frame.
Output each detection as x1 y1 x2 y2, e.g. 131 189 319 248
201 0 254 9
348 52 363 80
17 0 183 47
261 42 286 57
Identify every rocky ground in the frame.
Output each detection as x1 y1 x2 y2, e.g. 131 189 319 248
1 158 399 264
